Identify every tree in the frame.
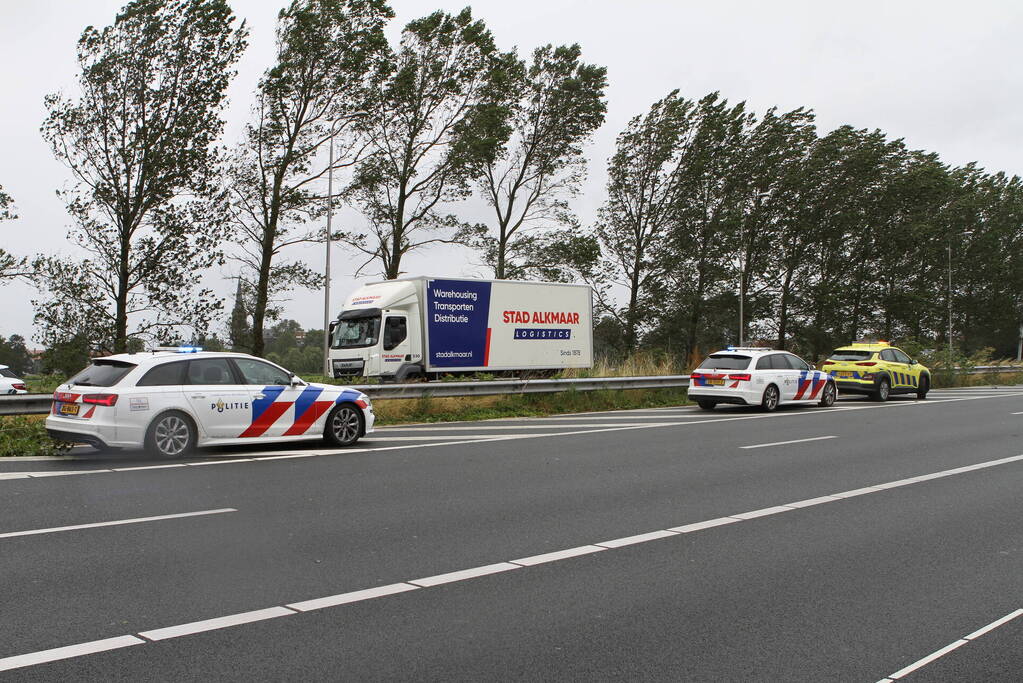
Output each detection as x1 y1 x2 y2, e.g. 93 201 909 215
347 8 517 278
34 0 247 354
0 335 33 375
0 184 30 283
461 43 607 280
228 279 252 352
228 0 392 356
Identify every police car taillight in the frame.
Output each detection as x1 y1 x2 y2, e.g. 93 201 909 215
82 393 118 407
727 373 751 381
12 383 26 391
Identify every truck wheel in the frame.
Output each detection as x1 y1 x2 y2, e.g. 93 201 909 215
324 403 364 447
696 400 717 411
873 377 890 402
761 385 780 412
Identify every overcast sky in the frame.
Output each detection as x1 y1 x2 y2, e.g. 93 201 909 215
1 0 1021 344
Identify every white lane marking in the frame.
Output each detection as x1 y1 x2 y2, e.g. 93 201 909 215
7 389 1023 480
731 505 795 520
497 415 708 421
363 434 558 442
784 495 842 508
596 530 679 548
0 635 145 672
409 562 520 587
511 545 607 566
287 583 419 612
138 607 295 641
1011 411 1023 415
9 454 1023 672
889 639 969 679
831 486 886 498
0 508 237 540
740 435 838 450
186 459 256 466
879 609 1023 679
379 423 661 431
964 608 1023 639
25 469 112 477
667 517 742 533
111 464 186 471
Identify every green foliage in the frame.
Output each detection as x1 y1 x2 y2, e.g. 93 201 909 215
0 183 30 283
348 8 518 278
0 335 33 375
462 43 608 280
0 416 71 457
602 88 1023 363
34 0 248 354
262 319 327 374
41 335 91 376
228 0 393 356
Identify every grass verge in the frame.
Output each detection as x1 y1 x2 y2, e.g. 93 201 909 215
371 387 689 425
0 415 71 457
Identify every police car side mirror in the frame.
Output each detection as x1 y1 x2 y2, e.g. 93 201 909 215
289 372 302 386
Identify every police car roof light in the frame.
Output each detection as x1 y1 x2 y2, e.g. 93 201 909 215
152 346 204 353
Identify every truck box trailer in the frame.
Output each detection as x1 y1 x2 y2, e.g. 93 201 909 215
328 277 593 380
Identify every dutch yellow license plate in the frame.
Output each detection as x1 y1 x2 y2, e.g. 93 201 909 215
837 372 854 378
59 403 80 416
707 379 725 386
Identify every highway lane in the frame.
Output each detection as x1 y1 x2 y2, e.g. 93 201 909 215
1 387 1022 679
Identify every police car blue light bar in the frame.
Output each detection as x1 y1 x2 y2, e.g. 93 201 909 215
152 346 203 353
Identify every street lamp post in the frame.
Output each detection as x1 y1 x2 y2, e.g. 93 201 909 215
322 123 340 378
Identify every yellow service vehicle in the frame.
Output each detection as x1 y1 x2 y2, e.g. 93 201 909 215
821 342 930 401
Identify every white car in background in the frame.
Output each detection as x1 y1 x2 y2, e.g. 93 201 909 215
45 349 374 457
0 364 28 394
689 347 837 411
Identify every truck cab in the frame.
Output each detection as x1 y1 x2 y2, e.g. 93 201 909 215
329 281 424 380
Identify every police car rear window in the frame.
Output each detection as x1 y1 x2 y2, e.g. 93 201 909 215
0 368 17 378
698 355 751 370
68 360 136 387
829 350 873 361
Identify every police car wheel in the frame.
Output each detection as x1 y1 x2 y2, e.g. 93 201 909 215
917 376 929 400
761 385 779 412
873 378 890 402
325 404 363 447
819 381 837 408
696 400 717 411
145 411 196 459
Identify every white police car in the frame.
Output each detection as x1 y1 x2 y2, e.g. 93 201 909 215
45 348 374 457
689 347 836 411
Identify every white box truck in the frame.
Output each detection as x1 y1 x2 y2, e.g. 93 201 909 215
328 276 593 380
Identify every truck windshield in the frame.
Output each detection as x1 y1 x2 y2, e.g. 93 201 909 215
331 316 381 349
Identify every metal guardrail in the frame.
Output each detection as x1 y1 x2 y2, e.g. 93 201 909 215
0 375 692 416
3 366 1022 416
352 375 692 400
0 394 54 416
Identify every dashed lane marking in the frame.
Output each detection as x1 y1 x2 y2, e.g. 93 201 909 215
4 453 1022 673
0 508 237 540
739 435 837 450
876 608 1023 681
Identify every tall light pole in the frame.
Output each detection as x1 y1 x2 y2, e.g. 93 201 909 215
322 122 341 377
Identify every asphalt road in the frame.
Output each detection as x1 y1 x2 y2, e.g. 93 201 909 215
1 387 1021 681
